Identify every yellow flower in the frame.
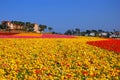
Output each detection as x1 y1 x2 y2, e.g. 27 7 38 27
0 69 5 75
0 36 119 79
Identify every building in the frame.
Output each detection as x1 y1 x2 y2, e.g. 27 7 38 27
2 21 23 30
110 31 120 38
2 21 13 29
33 23 40 33
89 32 95 36
99 32 108 37
1 21 40 33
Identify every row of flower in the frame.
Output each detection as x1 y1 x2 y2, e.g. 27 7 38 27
40 34 75 38
0 33 42 38
0 33 74 38
87 39 120 53
0 36 120 79
0 32 18 35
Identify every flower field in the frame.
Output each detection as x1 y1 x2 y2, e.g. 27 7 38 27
0 34 120 79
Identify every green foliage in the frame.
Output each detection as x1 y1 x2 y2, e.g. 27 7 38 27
39 24 47 32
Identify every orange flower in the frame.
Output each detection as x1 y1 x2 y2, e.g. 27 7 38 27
82 71 88 76
66 74 72 78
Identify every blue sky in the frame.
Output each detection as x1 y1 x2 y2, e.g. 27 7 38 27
0 0 120 33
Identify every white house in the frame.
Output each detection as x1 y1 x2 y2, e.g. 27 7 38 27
89 32 95 36
33 23 40 33
99 32 108 37
7 21 14 29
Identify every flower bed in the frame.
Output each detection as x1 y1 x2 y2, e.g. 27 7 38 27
0 32 18 35
0 33 42 38
0 33 74 38
0 37 120 79
87 39 120 53
0 35 42 38
41 34 74 38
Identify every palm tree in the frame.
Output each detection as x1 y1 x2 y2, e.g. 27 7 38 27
20 21 25 30
25 22 31 31
26 22 31 27
75 28 80 35
29 24 34 31
64 29 73 35
1 21 9 30
86 30 91 36
48 27 53 32
39 24 47 32
98 29 104 33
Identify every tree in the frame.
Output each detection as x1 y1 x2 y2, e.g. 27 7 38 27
25 22 34 32
81 32 86 36
86 30 91 35
26 22 31 27
91 30 98 36
0 24 4 29
1 21 8 30
64 29 73 35
25 22 31 31
48 27 53 32
11 21 25 30
39 24 47 32
75 28 80 35
71 29 75 35
91 30 97 33
98 29 104 33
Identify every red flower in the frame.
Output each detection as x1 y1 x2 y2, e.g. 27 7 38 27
35 69 41 74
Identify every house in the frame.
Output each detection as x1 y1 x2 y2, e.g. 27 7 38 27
110 31 120 38
2 21 23 30
33 23 40 33
85 33 89 36
99 32 108 37
1 21 40 33
2 21 13 29
89 32 95 36
115 31 120 38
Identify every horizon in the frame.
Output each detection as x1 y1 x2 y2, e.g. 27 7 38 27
0 20 119 33
0 0 120 33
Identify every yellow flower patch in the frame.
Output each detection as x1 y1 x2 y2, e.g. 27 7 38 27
0 37 119 79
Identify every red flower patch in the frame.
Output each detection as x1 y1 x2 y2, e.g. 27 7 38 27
87 39 120 53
